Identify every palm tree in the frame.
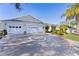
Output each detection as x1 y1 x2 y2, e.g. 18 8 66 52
14 3 21 10
62 3 79 33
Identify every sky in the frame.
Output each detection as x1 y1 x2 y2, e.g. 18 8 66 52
0 3 69 24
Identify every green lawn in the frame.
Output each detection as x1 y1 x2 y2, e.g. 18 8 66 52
64 34 79 42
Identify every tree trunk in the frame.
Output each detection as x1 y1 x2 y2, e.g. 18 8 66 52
76 13 79 33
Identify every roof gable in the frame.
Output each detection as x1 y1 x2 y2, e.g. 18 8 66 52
1 15 46 25
15 15 43 23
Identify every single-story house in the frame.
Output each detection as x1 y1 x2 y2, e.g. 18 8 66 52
67 26 76 33
0 15 46 35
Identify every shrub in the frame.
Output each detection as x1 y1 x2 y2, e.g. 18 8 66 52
52 24 68 35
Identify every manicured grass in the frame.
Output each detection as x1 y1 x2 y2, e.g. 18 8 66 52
64 34 79 42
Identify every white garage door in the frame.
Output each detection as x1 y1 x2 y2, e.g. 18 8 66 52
26 27 43 33
7 26 24 34
8 28 23 34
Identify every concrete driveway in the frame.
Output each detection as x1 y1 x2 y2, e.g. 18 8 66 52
0 33 79 56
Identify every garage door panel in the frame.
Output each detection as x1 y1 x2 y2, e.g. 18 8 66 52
8 28 24 34
26 27 43 33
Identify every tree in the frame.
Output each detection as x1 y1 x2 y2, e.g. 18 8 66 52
62 3 79 33
45 25 50 33
70 21 76 27
45 24 52 33
59 24 68 34
14 3 21 10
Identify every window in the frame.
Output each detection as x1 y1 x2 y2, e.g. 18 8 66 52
16 26 18 28
5 23 7 25
9 26 21 28
19 26 21 28
13 26 15 28
9 26 11 28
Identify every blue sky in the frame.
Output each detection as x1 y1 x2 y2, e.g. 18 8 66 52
0 3 69 24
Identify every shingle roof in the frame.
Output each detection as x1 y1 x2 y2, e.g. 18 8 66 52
2 15 45 24
16 15 42 22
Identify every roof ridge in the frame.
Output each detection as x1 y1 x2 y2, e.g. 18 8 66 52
15 15 44 23
1 15 46 25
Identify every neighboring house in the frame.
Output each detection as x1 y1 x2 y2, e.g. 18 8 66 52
0 15 46 35
67 26 76 33
55 25 60 30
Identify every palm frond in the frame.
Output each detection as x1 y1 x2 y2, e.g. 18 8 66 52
61 14 65 19
15 3 21 10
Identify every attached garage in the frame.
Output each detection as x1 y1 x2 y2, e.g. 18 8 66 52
1 15 46 34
